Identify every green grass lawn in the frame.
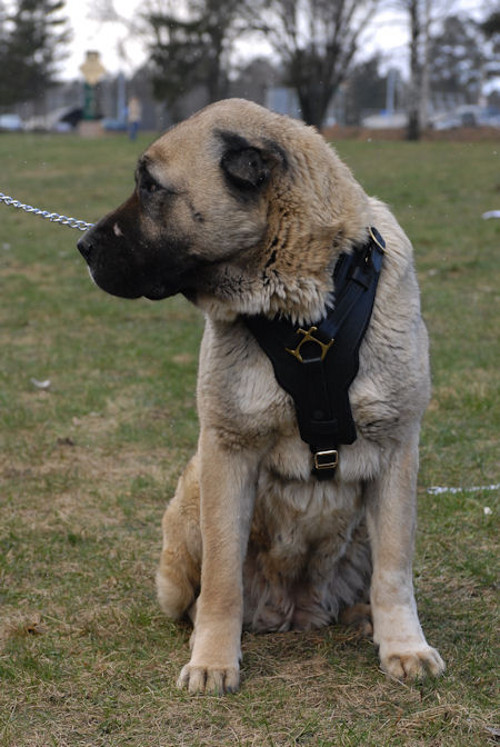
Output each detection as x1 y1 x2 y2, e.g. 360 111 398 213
0 131 498 746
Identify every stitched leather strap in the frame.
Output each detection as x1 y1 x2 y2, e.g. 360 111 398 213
243 227 385 479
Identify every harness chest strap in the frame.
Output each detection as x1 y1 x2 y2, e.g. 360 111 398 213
243 227 385 479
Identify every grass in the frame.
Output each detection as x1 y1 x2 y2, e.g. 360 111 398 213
0 130 499 746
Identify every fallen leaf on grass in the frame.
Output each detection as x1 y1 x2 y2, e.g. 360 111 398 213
31 378 51 390
25 621 46 636
57 436 76 447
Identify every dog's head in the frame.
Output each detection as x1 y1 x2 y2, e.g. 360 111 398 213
78 99 368 319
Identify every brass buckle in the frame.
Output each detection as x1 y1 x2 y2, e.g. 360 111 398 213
313 449 339 470
286 326 334 363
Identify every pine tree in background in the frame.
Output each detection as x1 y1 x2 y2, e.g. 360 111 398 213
428 15 484 106
0 0 71 108
146 0 251 123
481 9 500 39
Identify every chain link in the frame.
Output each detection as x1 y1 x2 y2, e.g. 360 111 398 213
0 192 94 232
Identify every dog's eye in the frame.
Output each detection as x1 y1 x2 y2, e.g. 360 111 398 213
137 169 168 196
141 176 162 195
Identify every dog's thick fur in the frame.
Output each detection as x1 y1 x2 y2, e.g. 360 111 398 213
78 99 445 694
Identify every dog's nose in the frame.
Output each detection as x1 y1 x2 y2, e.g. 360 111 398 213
77 234 93 262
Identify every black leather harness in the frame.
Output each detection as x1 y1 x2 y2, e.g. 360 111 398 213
243 227 385 480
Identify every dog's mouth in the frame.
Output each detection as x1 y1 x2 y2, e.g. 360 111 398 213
86 264 187 302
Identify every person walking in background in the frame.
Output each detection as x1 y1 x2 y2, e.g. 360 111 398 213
127 96 142 141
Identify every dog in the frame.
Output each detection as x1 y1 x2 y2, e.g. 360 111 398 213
77 98 445 694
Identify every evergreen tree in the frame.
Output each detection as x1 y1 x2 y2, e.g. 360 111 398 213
428 15 484 105
481 10 500 38
145 0 252 121
480 7 500 91
0 0 71 108
344 57 388 126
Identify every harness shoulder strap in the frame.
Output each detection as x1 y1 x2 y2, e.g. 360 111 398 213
244 227 385 479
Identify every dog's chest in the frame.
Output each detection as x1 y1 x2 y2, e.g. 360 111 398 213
197 320 296 439
198 320 389 481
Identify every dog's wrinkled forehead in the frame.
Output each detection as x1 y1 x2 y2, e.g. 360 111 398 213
141 132 225 200
140 117 289 205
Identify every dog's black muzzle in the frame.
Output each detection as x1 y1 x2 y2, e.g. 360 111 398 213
77 223 152 299
77 198 194 301
76 233 93 263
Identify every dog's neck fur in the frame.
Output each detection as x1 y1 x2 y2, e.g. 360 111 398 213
194 265 333 324
194 215 371 325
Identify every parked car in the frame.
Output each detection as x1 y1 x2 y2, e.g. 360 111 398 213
430 106 500 130
0 113 23 131
23 106 83 132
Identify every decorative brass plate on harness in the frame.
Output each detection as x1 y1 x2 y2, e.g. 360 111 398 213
285 326 334 364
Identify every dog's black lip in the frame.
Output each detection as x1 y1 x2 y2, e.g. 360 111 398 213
144 288 173 301
143 275 192 301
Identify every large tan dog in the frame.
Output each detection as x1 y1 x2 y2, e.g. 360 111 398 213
78 99 445 694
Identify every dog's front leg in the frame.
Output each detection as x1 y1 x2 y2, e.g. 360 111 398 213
178 427 258 695
366 432 445 680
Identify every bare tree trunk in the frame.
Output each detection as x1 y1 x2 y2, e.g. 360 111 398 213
419 0 431 131
407 0 422 141
296 77 334 130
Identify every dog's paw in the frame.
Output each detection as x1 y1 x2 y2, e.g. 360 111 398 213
178 663 240 695
380 644 445 680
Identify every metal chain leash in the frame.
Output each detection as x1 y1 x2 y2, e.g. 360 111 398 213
0 192 94 232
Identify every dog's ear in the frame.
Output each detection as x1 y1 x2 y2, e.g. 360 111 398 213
221 147 270 190
219 132 281 191
221 147 269 189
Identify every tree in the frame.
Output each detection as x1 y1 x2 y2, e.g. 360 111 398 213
344 56 388 126
480 8 500 93
0 0 70 108
143 0 253 121
481 9 500 38
428 15 484 105
259 0 382 129
391 0 439 139
400 0 428 140
393 0 468 139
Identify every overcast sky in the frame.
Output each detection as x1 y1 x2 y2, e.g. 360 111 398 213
63 0 143 80
61 0 487 82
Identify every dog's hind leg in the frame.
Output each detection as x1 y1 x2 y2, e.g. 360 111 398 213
339 603 373 637
156 456 202 620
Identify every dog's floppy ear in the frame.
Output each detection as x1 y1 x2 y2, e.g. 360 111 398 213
219 132 280 190
221 147 269 189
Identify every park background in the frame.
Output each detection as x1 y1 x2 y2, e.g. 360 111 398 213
0 0 499 137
